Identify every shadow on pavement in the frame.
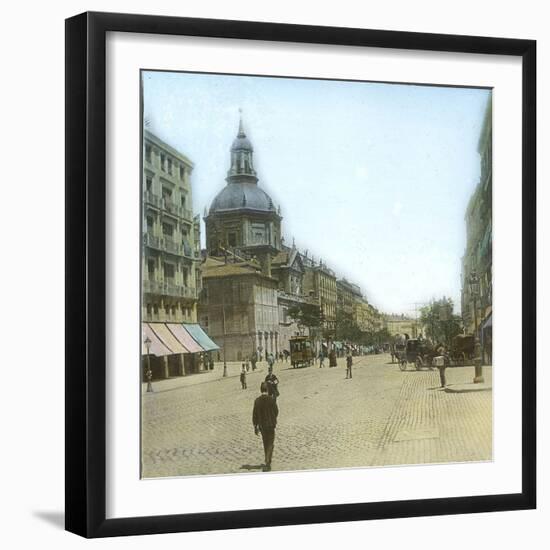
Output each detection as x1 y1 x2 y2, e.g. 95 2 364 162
240 464 265 471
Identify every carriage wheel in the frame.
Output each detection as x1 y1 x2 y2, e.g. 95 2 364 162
415 357 423 371
399 359 407 371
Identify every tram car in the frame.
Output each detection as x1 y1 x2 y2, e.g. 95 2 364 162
289 336 314 368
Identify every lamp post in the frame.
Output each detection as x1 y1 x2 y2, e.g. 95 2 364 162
222 305 227 377
469 270 484 383
144 336 154 392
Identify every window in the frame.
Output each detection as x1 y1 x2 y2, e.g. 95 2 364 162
180 195 186 208
164 262 175 280
146 304 152 316
147 259 155 277
162 222 174 237
179 165 185 179
228 232 237 247
153 304 159 315
202 316 209 328
145 144 152 163
160 153 166 171
146 215 153 231
167 158 172 175
146 176 152 192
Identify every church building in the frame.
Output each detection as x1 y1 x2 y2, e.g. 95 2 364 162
199 116 311 361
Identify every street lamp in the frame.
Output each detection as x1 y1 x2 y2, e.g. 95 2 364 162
222 289 227 377
468 270 484 383
144 336 154 392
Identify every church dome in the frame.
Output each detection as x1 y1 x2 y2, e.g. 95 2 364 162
209 182 275 214
231 134 254 152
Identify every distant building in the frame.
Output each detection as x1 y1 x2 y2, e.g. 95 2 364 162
337 278 363 316
461 99 492 339
354 299 383 335
142 130 201 323
385 314 421 339
302 255 338 336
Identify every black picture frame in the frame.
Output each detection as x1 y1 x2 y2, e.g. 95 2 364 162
65 11 536 538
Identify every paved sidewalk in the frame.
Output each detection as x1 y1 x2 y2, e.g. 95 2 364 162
141 358 292 394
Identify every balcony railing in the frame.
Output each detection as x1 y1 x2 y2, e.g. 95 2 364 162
144 233 197 259
162 198 194 220
143 233 161 250
142 279 197 299
143 192 194 220
144 191 162 208
163 237 182 255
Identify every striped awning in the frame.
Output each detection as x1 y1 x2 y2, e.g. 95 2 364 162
166 323 204 353
142 323 171 356
184 323 220 351
148 322 191 354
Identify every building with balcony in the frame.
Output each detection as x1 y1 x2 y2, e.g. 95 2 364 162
337 278 363 316
142 130 201 323
301 254 338 336
461 99 492 350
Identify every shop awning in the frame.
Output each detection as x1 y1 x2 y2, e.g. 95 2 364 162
481 313 492 331
184 323 220 351
166 323 204 353
148 322 191 354
142 323 172 356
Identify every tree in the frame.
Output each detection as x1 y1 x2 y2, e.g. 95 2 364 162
420 297 462 345
287 302 322 333
335 306 361 343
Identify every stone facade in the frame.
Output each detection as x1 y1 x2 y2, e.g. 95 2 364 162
461 99 492 335
142 130 201 323
199 257 280 362
301 255 338 335
385 314 421 338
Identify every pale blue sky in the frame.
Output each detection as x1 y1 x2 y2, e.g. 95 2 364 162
143 71 490 316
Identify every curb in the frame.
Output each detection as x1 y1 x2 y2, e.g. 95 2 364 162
444 384 492 394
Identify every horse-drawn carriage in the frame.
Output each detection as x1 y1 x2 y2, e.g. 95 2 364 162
396 338 438 371
449 334 476 366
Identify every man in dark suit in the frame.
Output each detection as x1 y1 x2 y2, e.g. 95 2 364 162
252 382 279 472
264 366 280 402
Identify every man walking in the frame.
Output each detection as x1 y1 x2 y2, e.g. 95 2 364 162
346 349 353 379
253 382 279 472
264 366 280 401
240 365 247 389
434 343 448 388
319 349 325 368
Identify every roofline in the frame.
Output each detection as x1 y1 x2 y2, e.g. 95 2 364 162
144 129 194 168
204 208 282 219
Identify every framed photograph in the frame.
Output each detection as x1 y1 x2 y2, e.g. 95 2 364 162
65 11 536 538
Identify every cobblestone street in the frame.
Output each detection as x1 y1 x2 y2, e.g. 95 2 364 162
141 354 492 478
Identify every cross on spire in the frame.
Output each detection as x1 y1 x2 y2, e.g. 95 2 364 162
238 108 245 136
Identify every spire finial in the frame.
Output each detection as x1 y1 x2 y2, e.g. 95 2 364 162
238 108 245 137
